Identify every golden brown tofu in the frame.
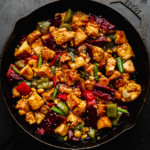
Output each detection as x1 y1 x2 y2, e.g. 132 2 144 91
41 33 49 41
66 93 81 110
68 57 86 70
40 105 50 114
106 57 116 76
98 75 109 86
108 70 121 81
51 28 75 45
77 44 87 53
85 22 100 37
55 69 63 83
97 116 112 130
34 112 45 124
63 69 79 86
85 77 95 90
27 59 38 67
14 41 32 58
100 52 109 65
73 100 87 116
114 90 122 100
74 28 87 46
12 87 20 98
116 43 134 60
71 12 89 30
20 64 33 81
97 103 106 116
42 88 54 101
119 80 141 102
67 112 83 129
72 88 81 97
85 64 94 76
27 30 41 43
32 64 53 79
123 59 135 73
115 30 128 45
28 92 44 110
41 47 55 60
15 99 30 115
92 46 104 62
31 38 43 55
25 111 36 125
60 52 71 63
114 73 130 88
58 84 72 94
54 123 69 136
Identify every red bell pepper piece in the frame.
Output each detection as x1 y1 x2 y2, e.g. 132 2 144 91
25 55 39 64
16 82 31 96
89 14 95 23
98 62 104 71
57 94 67 101
50 52 64 67
52 77 57 86
48 103 55 107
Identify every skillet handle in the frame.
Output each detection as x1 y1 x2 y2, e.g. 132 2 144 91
101 0 147 45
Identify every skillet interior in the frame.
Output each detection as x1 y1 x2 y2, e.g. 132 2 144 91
0 0 149 149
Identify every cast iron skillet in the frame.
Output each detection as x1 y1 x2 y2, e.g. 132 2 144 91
0 0 150 149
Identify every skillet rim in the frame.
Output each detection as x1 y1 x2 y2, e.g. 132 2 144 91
0 0 150 149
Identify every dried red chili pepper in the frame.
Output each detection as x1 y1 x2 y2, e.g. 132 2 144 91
89 14 95 23
50 52 64 66
19 35 27 45
16 82 31 96
89 36 109 46
52 76 57 86
50 15 62 27
25 55 39 64
57 94 67 101
84 43 94 63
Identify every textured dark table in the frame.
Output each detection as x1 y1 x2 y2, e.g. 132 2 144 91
0 0 150 150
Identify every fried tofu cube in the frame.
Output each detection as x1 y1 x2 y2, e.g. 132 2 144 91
85 22 100 37
12 87 20 98
85 64 94 76
31 38 43 55
123 59 135 73
106 57 116 76
42 88 54 101
97 116 112 130
100 52 109 65
14 41 32 58
55 69 63 83
67 112 83 129
114 73 130 88
85 78 95 90
97 103 106 116
15 99 30 115
32 64 53 79
71 12 89 30
41 47 55 60
20 64 33 81
66 93 81 110
58 84 72 94
92 46 104 62
74 28 87 46
60 52 71 63
28 92 44 110
98 75 109 86
51 28 75 45
40 105 50 114
115 30 128 44
117 43 134 60
27 30 41 43
68 57 86 70
72 88 81 97
25 111 36 124
34 112 45 124
73 101 87 116
108 70 121 81
63 69 79 86
54 123 69 136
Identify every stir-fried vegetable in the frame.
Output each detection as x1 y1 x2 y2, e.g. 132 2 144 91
117 57 124 73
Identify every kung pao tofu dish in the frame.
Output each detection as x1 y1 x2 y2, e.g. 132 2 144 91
7 9 142 141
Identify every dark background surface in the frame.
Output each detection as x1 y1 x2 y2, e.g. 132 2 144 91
0 0 150 149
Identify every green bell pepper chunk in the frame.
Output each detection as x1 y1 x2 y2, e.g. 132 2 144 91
51 106 66 116
37 78 49 89
24 80 31 87
111 112 122 126
64 8 74 23
51 66 55 76
57 101 69 115
60 23 72 31
88 127 96 138
37 21 51 34
15 60 25 69
31 79 37 87
74 124 83 131
107 103 117 118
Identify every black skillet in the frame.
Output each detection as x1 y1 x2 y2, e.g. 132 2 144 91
0 0 150 149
